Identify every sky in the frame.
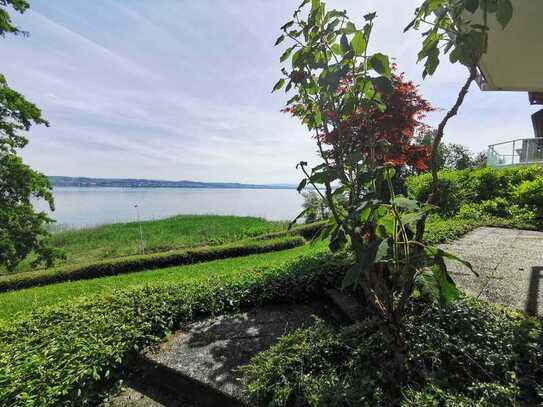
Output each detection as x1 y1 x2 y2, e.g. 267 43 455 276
1 0 539 183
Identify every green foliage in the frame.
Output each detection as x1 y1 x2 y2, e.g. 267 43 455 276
0 251 350 405
513 177 543 216
417 131 484 171
458 198 536 226
0 0 29 36
243 299 543 406
300 191 339 224
277 0 466 327
0 75 62 271
407 165 543 215
406 0 514 77
423 211 532 245
0 242 329 322
9 215 288 272
0 236 306 293
255 221 327 241
406 170 474 214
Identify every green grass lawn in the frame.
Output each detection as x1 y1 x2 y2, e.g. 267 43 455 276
0 242 326 322
11 215 287 273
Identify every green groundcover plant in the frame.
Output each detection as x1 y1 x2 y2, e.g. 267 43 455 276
243 299 543 406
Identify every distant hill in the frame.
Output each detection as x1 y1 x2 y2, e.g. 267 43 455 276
49 176 296 190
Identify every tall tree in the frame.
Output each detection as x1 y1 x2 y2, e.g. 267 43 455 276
0 1 60 271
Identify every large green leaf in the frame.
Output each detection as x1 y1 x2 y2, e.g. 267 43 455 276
296 179 307 193
340 33 350 54
342 264 361 289
392 195 419 211
375 238 390 262
280 46 296 62
272 79 285 93
425 247 477 277
329 225 347 252
464 0 479 13
331 43 342 56
369 53 390 76
351 31 366 56
371 76 393 96
344 21 357 34
431 259 461 306
342 238 386 289
496 0 513 29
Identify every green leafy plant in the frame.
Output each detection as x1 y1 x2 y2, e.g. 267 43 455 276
274 2 473 379
243 299 542 406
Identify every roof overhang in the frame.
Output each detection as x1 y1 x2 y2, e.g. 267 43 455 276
467 0 543 92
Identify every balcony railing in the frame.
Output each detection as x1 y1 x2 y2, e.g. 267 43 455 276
487 138 543 167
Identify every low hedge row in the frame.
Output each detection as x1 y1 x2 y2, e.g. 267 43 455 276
0 236 306 293
406 165 543 214
424 212 537 245
0 251 351 406
255 221 326 241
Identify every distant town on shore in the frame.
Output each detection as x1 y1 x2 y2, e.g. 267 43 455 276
49 176 296 190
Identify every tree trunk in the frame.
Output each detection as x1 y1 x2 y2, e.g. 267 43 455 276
428 66 478 205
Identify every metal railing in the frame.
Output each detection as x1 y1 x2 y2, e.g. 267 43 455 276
487 138 543 167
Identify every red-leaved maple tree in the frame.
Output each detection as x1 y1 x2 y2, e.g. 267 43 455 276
284 68 434 172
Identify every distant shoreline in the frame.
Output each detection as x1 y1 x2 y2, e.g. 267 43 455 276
49 176 296 190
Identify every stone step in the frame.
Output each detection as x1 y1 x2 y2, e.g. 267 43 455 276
110 295 361 406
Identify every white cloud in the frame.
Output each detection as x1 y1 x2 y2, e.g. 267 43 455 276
2 0 538 183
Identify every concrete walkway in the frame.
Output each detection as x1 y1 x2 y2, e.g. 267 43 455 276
440 227 543 316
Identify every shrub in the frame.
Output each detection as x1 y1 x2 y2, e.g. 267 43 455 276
255 221 326 242
407 166 543 214
458 198 536 227
0 236 306 293
243 299 543 406
0 251 351 406
514 177 543 216
406 170 476 214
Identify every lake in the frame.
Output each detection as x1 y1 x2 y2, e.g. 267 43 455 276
35 187 305 228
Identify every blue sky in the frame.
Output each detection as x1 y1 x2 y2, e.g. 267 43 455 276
2 0 538 183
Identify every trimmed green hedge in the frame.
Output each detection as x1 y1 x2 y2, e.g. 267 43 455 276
255 221 326 241
0 252 350 406
407 165 543 214
0 236 306 293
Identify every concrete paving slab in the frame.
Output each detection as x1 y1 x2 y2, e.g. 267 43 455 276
440 227 543 315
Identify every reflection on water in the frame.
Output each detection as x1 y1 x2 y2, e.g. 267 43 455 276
33 187 304 228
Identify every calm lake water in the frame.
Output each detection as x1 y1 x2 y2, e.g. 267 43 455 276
35 187 304 228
